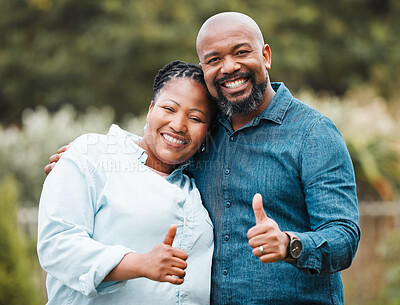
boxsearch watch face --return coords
[290,239,303,259]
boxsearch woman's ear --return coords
[146,101,155,122]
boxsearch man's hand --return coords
[247,193,290,263]
[44,143,71,175]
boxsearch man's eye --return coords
[237,50,250,55]
[207,57,219,64]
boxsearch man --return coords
[190,12,360,305]
[46,12,360,305]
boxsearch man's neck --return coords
[230,84,276,131]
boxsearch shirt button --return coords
[224,235,230,241]
[223,269,228,276]
[230,136,236,142]
[226,201,231,208]
[224,169,230,175]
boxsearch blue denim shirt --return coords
[189,83,360,305]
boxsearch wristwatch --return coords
[285,232,303,260]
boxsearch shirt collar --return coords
[217,82,293,130]
[108,124,189,180]
[108,124,148,164]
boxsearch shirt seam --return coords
[298,115,324,187]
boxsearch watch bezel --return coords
[289,237,302,259]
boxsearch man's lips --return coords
[222,78,248,89]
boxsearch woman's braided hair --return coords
[152,60,209,100]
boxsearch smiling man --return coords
[189,12,361,305]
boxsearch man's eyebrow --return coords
[202,51,220,61]
[233,42,252,50]
[202,43,253,61]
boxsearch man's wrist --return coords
[284,231,303,261]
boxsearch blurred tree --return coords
[0,176,42,305]
[0,0,399,124]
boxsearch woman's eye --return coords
[163,106,174,112]
[190,117,203,123]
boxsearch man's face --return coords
[197,22,271,116]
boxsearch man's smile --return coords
[222,78,248,89]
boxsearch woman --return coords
[37,61,216,304]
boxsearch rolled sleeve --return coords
[37,138,134,297]
[297,116,361,275]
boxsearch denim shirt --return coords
[189,83,360,305]
[38,125,214,305]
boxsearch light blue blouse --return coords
[37,125,214,305]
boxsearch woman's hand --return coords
[139,224,188,284]
[104,225,188,285]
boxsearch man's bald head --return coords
[196,12,265,56]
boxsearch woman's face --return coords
[141,78,213,173]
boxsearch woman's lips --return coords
[161,132,189,148]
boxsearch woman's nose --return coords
[169,114,188,134]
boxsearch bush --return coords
[0,176,43,305]
[0,104,145,207]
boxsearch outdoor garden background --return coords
[0,0,399,304]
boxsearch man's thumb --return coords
[163,224,177,246]
[252,193,268,224]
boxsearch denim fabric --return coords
[189,83,360,305]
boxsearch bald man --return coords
[189,12,360,304]
[45,12,360,305]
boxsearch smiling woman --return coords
[37,61,216,305]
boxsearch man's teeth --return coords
[224,79,246,89]
[163,134,185,145]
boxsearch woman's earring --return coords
[201,142,206,152]
[143,124,147,133]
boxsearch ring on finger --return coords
[259,245,266,255]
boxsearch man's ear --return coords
[262,44,272,70]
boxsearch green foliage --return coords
[1,0,399,124]
[0,105,145,206]
[375,229,400,305]
[0,176,43,305]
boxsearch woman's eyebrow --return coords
[189,108,206,116]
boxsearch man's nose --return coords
[221,56,240,74]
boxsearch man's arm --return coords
[247,116,360,276]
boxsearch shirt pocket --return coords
[203,208,214,229]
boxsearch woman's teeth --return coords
[224,79,246,88]
[163,134,185,145]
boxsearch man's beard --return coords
[212,71,267,117]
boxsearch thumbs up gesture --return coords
[247,194,290,263]
[141,224,189,284]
